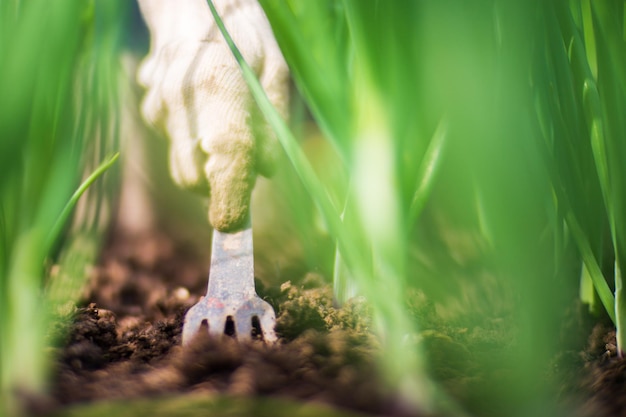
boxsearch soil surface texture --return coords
[43,230,626,417]
[47,231,404,417]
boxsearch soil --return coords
[44,230,403,417]
[39,227,626,417]
[555,318,626,417]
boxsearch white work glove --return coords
[137,0,289,231]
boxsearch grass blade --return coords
[45,152,120,255]
[408,117,448,227]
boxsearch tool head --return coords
[182,218,277,344]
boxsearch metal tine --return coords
[182,300,210,343]
[235,317,253,342]
[181,312,202,344]
[209,316,228,338]
[259,313,277,343]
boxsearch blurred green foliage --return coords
[0,1,125,415]
[212,0,626,415]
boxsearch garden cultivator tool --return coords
[182,217,277,344]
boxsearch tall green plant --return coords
[536,0,626,356]
[207,1,453,414]
[0,2,124,415]
[580,0,626,356]
[208,0,578,415]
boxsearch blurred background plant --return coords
[213,0,626,415]
[0,1,125,415]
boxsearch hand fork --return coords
[182,216,277,344]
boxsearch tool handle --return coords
[206,216,256,300]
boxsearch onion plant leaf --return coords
[566,210,616,322]
[45,152,119,255]
[408,117,448,227]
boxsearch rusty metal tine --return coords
[259,312,277,343]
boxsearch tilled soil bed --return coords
[41,229,626,417]
[45,231,402,417]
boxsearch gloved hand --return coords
[137,0,289,232]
